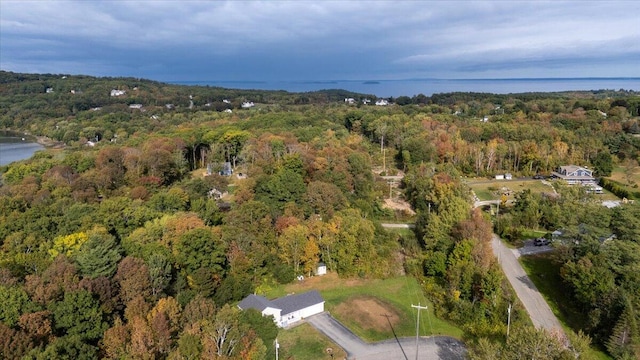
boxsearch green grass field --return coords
[469,178,620,201]
[321,277,462,341]
[468,179,555,201]
[607,165,640,199]
[269,274,463,343]
[609,165,640,187]
[277,323,347,360]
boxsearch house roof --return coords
[560,165,583,174]
[557,165,593,176]
[237,294,274,312]
[238,290,324,316]
[272,290,324,316]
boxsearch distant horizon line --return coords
[169,77,640,84]
[1,70,638,83]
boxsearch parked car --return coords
[534,238,550,246]
[533,174,545,180]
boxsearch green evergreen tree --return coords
[75,228,122,279]
[606,298,640,359]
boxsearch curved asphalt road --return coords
[307,312,466,360]
[491,234,564,333]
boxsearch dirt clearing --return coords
[333,296,402,332]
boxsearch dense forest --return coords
[1,71,639,359]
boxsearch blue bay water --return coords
[172,78,640,98]
[0,134,44,166]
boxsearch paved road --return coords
[491,234,564,333]
[381,223,415,229]
[473,200,515,208]
[518,239,554,257]
[307,312,466,360]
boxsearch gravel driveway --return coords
[306,312,466,360]
[492,234,564,333]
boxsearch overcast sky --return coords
[1,1,639,82]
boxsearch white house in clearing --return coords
[110,89,126,97]
[237,290,324,328]
[552,165,595,185]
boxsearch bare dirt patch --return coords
[382,197,416,215]
[333,296,402,332]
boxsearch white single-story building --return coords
[238,290,325,328]
[316,263,327,276]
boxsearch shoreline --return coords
[2,129,64,149]
[35,135,66,149]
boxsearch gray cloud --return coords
[1,0,638,80]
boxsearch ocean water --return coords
[172,78,640,98]
[0,134,44,166]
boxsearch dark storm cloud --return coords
[1,1,638,80]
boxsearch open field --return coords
[467,179,556,201]
[270,273,463,342]
[468,178,620,201]
[609,165,640,186]
[278,323,348,360]
[519,253,612,360]
[607,165,640,199]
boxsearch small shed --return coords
[505,173,513,180]
[316,263,327,276]
[219,162,233,176]
[495,174,505,180]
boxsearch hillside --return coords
[1,71,639,359]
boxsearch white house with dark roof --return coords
[552,165,595,184]
[237,290,324,327]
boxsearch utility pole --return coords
[275,338,279,360]
[506,303,512,338]
[382,147,386,174]
[411,303,428,360]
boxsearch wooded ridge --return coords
[1,71,639,359]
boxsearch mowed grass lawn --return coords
[269,273,463,343]
[467,179,554,201]
[609,165,640,186]
[468,178,620,201]
[607,165,640,199]
[277,323,347,360]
